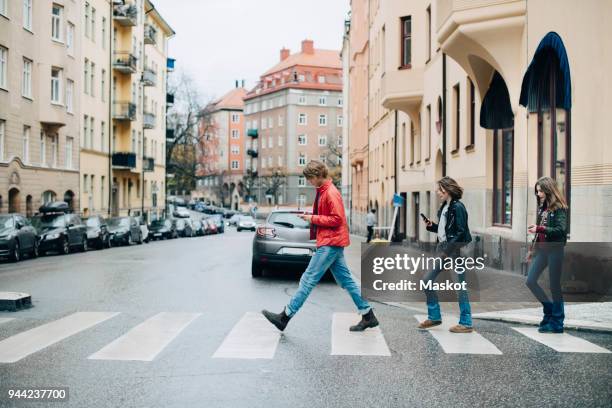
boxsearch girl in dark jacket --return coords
[419,177,473,333]
[526,176,568,333]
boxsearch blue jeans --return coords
[421,250,472,327]
[285,246,372,317]
[526,246,565,330]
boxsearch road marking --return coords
[512,327,611,353]
[331,313,391,356]
[415,315,502,355]
[0,312,119,363]
[212,312,281,359]
[89,312,201,361]
[0,318,15,325]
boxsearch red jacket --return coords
[310,179,350,247]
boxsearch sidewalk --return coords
[345,234,612,333]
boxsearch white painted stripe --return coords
[0,312,119,363]
[512,327,611,353]
[331,313,391,356]
[212,312,281,359]
[0,318,15,325]
[88,312,201,361]
[415,315,502,355]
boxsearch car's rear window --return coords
[268,212,309,229]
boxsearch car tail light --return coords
[256,226,276,238]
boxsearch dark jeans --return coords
[366,226,374,243]
[526,246,565,329]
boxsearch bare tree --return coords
[325,134,343,187]
[240,169,258,202]
[262,170,286,199]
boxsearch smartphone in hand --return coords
[420,213,430,224]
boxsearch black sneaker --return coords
[538,324,563,334]
[262,309,291,331]
[349,310,379,332]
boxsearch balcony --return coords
[247,128,258,138]
[247,149,258,158]
[113,102,137,121]
[143,156,155,172]
[113,3,137,27]
[113,52,137,73]
[381,68,424,117]
[142,67,157,86]
[144,24,157,45]
[112,152,137,169]
[143,112,156,129]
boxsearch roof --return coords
[145,0,175,37]
[262,49,341,77]
[213,88,247,110]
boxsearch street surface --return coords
[0,229,611,407]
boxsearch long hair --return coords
[535,176,568,211]
[437,176,463,200]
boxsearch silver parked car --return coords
[236,215,257,232]
[251,210,315,277]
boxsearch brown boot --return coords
[449,324,473,333]
[418,319,442,329]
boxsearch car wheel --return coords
[138,233,143,245]
[81,237,88,252]
[107,237,113,248]
[31,240,39,258]
[127,234,133,246]
[251,259,263,278]
[237,228,242,232]
[62,237,70,255]
[10,241,21,262]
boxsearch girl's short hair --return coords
[303,160,329,179]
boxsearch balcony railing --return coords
[247,149,258,158]
[112,152,137,169]
[113,101,137,121]
[113,3,137,27]
[143,156,155,172]
[247,128,258,138]
[144,24,157,45]
[143,112,156,129]
[142,67,157,86]
[113,52,137,73]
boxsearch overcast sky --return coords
[152,0,350,102]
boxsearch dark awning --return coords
[480,71,514,129]
[519,32,572,112]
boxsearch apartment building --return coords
[348,0,612,270]
[0,0,81,215]
[196,84,247,210]
[243,40,344,208]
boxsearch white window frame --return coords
[298,154,306,166]
[318,134,327,146]
[51,67,62,104]
[40,131,46,165]
[319,114,327,126]
[0,47,7,89]
[268,136,273,148]
[231,113,239,123]
[0,120,5,160]
[231,160,239,170]
[318,96,327,106]
[278,115,283,126]
[0,0,7,17]
[268,117,273,128]
[231,144,239,155]
[337,98,343,107]
[231,129,239,139]
[67,22,75,56]
[91,7,96,43]
[66,79,74,113]
[23,0,32,31]
[318,75,326,84]
[22,126,30,163]
[337,115,343,127]
[90,62,95,97]
[51,135,57,167]
[51,4,63,42]
[277,156,282,166]
[298,134,307,145]
[22,58,32,98]
[84,59,89,95]
[298,176,306,187]
[65,136,73,169]
[298,95,306,105]
[298,113,307,125]
[278,135,283,146]
[268,156,272,167]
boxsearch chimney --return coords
[280,47,290,61]
[301,39,314,54]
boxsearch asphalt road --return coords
[0,228,611,408]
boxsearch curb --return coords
[473,313,612,334]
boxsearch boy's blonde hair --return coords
[303,160,329,179]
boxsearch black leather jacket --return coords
[426,199,472,254]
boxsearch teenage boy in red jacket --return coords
[262,161,378,332]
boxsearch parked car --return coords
[173,207,191,218]
[34,203,88,255]
[194,201,207,213]
[85,216,110,249]
[0,214,39,261]
[229,213,241,226]
[251,210,314,277]
[208,214,225,233]
[175,218,194,237]
[108,217,143,246]
[237,215,257,232]
[192,219,206,236]
[149,218,177,240]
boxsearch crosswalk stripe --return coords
[415,315,502,355]
[331,313,391,356]
[512,327,611,353]
[88,312,201,361]
[0,318,15,325]
[0,312,119,363]
[212,312,280,359]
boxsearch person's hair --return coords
[371,209,376,213]
[437,176,463,200]
[535,176,568,211]
[303,160,328,179]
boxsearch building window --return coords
[337,98,343,107]
[426,104,431,160]
[538,108,571,212]
[337,115,343,127]
[231,129,239,139]
[452,83,460,152]
[278,115,283,127]
[231,160,239,170]
[268,117,273,128]
[298,134,307,145]
[90,117,94,150]
[22,126,30,162]
[493,129,514,226]
[23,0,32,30]
[22,58,32,98]
[40,132,46,165]
[51,135,57,167]
[298,153,306,166]
[298,74,305,82]
[51,5,63,42]
[90,62,95,97]
[51,68,62,103]
[91,8,96,43]
[84,3,90,38]
[400,16,412,68]
[83,59,89,95]
[318,96,327,106]
[0,120,4,160]
[298,113,307,125]
[0,0,7,17]
[319,154,326,164]
[468,78,475,148]
[318,75,325,84]
[426,6,431,62]
[277,156,282,166]
[298,95,306,104]
[231,144,239,155]
[231,113,239,123]
[410,122,415,165]
[401,123,406,168]
[66,79,74,113]
[298,176,306,187]
[66,136,73,169]
[102,17,106,49]
[101,121,105,151]
[67,23,75,56]
[267,136,273,148]
[319,114,327,126]
[318,134,327,146]
[83,115,88,147]
[101,69,106,101]
[0,47,7,89]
